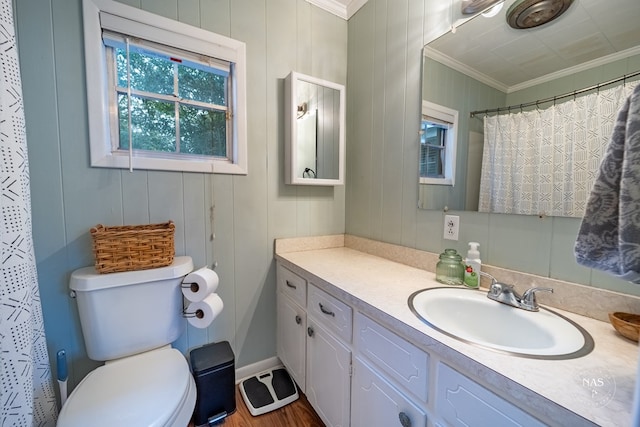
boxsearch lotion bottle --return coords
[464,242,481,288]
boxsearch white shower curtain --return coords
[0,0,58,425]
[479,81,640,217]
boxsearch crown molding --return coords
[423,46,509,93]
[424,45,640,94]
[507,45,640,93]
[306,0,368,20]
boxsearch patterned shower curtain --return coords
[0,1,58,425]
[479,81,640,217]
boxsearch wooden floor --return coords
[189,386,325,427]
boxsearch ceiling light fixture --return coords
[507,0,574,29]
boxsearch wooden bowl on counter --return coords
[609,312,640,342]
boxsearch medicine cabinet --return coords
[284,71,345,186]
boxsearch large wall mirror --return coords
[285,71,345,186]
[419,0,640,216]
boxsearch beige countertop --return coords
[276,244,639,427]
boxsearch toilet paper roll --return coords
[182,267,219,302]
[186,293,224,329]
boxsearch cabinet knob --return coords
[285,280,297,289]
[398,412,411,427]
[307,326,314,337]
[295,315,302,324]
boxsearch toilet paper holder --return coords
[180,267,224,327]
[181,282,201,294]
[181,283,207,319]
[183,307,206,319]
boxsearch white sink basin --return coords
[409,287,593,359]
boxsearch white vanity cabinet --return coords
[435,363,546,427]
[352,313,429,427]
[276,264,307,390]
[277,260,547,427]
[351,357,427,427]
[306,284,352,427]
[276,265,352,427]
[306,316,351,427]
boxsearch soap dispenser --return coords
[464,242,481,288]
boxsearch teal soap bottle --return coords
[464,242,481,288]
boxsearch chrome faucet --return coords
[480,272,553,312]
[520,287,554,311]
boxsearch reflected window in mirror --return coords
[420,101,458,186]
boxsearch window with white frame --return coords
[420,101,458,186]
[83,0,247,174]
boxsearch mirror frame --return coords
[284,71,346,186]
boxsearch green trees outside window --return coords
[113,44,229,158]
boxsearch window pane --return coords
[420,120,447,178]
[179,104,227,157]
[178,64,227,105]
[424,125,446,147]
[421,145,444,177]
[118,94,176,152]
[116,47,174,95]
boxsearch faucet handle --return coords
[521,287,553,311]
[478,271,497,287]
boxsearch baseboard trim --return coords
[235,356,282,383]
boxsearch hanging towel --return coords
[575,84,640,282]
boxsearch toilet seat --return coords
[57,347,196,427]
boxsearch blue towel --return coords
[575,84,640,282]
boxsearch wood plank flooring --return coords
[189,386,325,427]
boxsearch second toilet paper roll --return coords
[182,267,219,302]
[186,293,224,328]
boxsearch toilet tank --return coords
[70,256,194,361]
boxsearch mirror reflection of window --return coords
[419,101,458,186]
[420,120,447,178]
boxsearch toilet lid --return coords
[58,348,192,427]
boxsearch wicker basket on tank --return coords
[90,221,175,274]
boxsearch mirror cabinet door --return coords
[285,71,345,186]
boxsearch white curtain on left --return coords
[0,0,58,425]
[479,81,639,217]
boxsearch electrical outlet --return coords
[444,215,459,241]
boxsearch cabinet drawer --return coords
[355,312,429,402]
[351,357,427,427]
[277,264,307,307]
[307,284,352,343]
[436,363,545,427]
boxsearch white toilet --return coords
[57,256,197,427]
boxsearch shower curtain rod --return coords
[470,70,640,118]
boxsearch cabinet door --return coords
[436,363,546,427]
[276,291,306,392]
[306,320,351,427]
[355,313,429,403]
[351,357,427,427]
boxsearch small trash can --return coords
[189,341,236,426]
